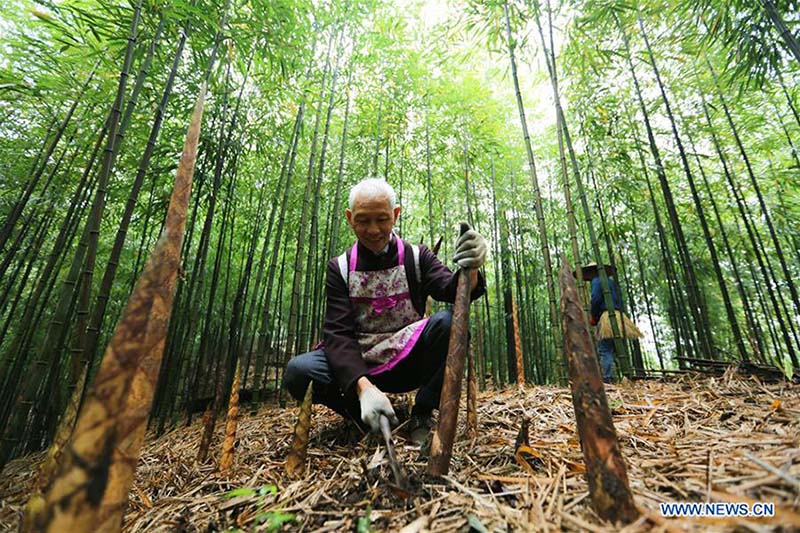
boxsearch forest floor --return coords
[1,370,799,532]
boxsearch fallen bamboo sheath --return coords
[558,256,639,524]
[428,223,472,477]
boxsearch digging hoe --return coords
[379,415,413,498]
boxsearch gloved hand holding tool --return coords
[358,384,398,433]
[453,222,487,269]
[358,382,412,497]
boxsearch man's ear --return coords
[346,208,353,227]
[393,205,402,222]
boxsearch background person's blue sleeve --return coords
[590,277,603,320]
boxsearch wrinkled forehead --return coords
[351,193,393,213]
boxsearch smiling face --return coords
[345,193,402,253]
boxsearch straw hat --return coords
[573,261,616,282]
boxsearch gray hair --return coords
[348,178,396,210]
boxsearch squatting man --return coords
[283,178,488,443]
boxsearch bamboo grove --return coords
[0,0,798,468]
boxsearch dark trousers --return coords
[282,310,453,423]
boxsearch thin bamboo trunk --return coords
[678,111,748,361]
[0,165,99,425]
[328,68,353,256]
[248,121,298,393]
[701,92,799,365]
[426,113,435,247]
[78,25,188,404]
[268,236,291,394]
[66,21,159,416]
[187,52,237,415]
[307,20,346,349]
[0,215,50,352]
[253,102,305,396]
[762,0,800,63]
[773,101,800,170]
[638,12,718,359]
[0,2,143,467]
[707,60,800,336]
[503,1,562,379]
[0,61,99,253]
[620,13,714,360]
[285,29,335,371]
[198,121,242,463]
[773,65,800,132]
[164,15,232,427]
[544,1,582,289]
[624,103,693,361]
[465,343,477,440]
[489,160,504,385]
[630,210,665,369]
[0,113,90,285]
[534,6,627,372]
[229,175,263,393]
[240,156,286,389]
[499,211,517,384]
[372,75,384,177]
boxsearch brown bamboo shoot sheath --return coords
[512,293,524,385]
[285,381,313,478]
[20,368,87,532]
[219,361,241,472]
[37,85,207,533]
[558,256,639,524]
[427,265,471,476]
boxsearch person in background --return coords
[587,262,642,383]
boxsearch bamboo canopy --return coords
[0,0,799,529]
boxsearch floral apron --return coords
[347,236,429,375]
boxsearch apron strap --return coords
[337,252,348,284]
[342,236,417,284]
[349,241,358,273]
[396,236,405,266]
[411,244,421,284]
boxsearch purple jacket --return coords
[323,235,486,392]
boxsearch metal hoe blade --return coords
[379,415,413,497]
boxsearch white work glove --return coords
[359,386,398,433]
[453,222,487,269]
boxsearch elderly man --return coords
[283,178,487,440]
